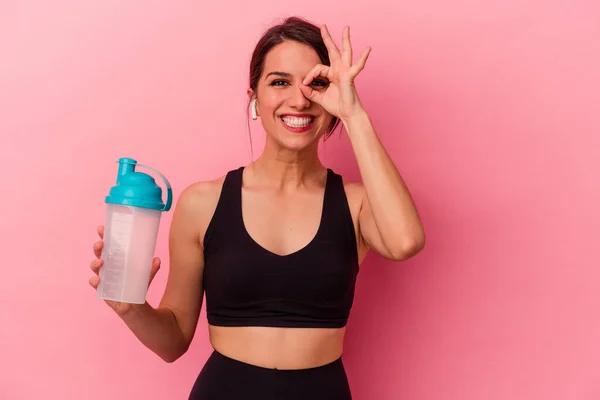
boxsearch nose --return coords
[288,85,310,110]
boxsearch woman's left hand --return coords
[300,25,371,122]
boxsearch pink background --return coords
[1,1,599,399]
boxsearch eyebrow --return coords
[265,71,292,79]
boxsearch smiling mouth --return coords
[280,115,315,128]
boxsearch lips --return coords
[280,115,315,128]
[279,114,315,133]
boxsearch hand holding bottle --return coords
[90,157,172,309]
[89,225,162,316]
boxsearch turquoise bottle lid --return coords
[105,157,173,211]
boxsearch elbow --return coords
[160,347,187,363]
[161,351,181,363]
[389,233,425,261]
[161,354,180,364]
[159,341,191,363]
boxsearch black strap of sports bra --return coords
[202,167,245,250]
[205,166,355,250]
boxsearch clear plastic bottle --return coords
[97,157,172,304]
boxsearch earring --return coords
[251,99,257,120]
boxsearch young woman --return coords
[89,16,425,400]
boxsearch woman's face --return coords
[250,41,333,152]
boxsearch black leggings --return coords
[189,350,352,399]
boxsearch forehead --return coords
[262,41,322,77]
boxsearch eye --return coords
[269,79,289,86]
[311,79,328,87]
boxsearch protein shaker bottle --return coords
[97,157,173,304]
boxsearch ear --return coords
[247,88,259,117]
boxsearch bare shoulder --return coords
[178,175,226,209]
[172,174,228,245]
[338,176,370,260]
[340,177,366,216]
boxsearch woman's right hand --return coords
[89,225,162,317]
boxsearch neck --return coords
[249,138,325,189]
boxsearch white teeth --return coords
[281,116,313,128]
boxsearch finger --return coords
[90,258,103,275]
[342,25,352,66]
[149,257,161,284]
[299,84,324,105]
[89,275,100,289]
[150,257,161,274]
[97,225,104,239]
[93,240,103,258]
[350,46,371,77]
[321,25,341,62]
[302,64,330,86]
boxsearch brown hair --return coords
[247,16,341,144]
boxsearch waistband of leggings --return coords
[210,348,344,372]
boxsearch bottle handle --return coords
[137,163,173,211]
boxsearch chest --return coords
[241,188,325,257]
[201,171,362,308]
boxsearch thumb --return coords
[148,257,161,286]
[300,84,323,105]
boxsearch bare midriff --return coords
[208,325,346,370]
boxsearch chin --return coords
[270,134,314,152]
[273,116,325,150]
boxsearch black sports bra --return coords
[202,166,359,328]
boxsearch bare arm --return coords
[115,184,207,362]
[344,111,426,261]
[299,25,424,262]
